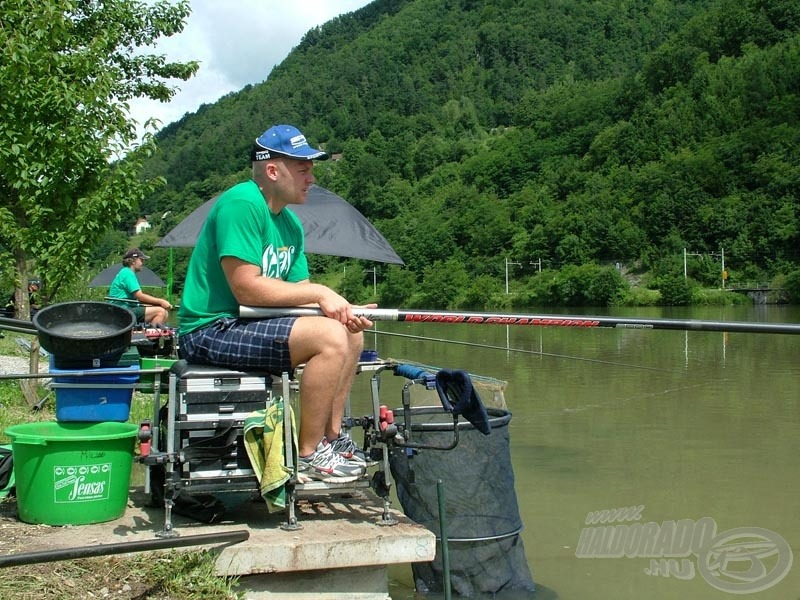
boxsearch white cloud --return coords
[128,0,372,139]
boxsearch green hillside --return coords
[128,0,800,308]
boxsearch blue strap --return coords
[394,364,437,388]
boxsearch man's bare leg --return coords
[326,330,363,439]
[289,316,359,457]
[144,306,168,324]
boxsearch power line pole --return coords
[684,248,703,279]
[370,268,377,295]
[708,248,726,289]
[504,257,521,294]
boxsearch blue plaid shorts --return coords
[178,316,297,375]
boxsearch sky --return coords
[128,0,373,141]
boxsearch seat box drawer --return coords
[178,375,272,421]
[176,426,255,480]
[178,373,271,394]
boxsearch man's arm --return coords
[221,256,355,324]
[133,289,172,310]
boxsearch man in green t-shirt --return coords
[178,125,373,482]
[107,248,172,324]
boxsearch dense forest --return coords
[100,0,800,308]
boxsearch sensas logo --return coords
[53,464,112,503]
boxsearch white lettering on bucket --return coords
[69,476,106,500]
[53,462,112,503]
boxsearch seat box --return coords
[50,362,140,422]
[161,363,276,495]
[178,372,273,423]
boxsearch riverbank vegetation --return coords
[121,0,799,310]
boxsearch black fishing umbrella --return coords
[89,264,166,288]
[156,184,404,264]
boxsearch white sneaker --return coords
[298,438,366,483]
[329,431,367,465]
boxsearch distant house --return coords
[134,217,151,235]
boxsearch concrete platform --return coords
[3,487,436,599]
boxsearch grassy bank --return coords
[0,549,239,600]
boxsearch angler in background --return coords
[107,248,172,325]
[2,278,43,320]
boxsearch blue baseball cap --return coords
[251,125,329,161]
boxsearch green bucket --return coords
[5,421,138,525]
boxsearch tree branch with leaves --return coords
[0,0,198,320]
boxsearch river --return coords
[346,304,800,600]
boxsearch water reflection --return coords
[356,305,800,600]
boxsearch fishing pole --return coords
[239,306,800,335]
[103,296,180,309]
[103,296,142,305]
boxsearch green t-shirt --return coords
[107,266,141,305]
[178,180,309,335]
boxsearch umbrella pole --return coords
[167,248,174,304]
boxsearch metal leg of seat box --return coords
[157,370,180,538]
[143,368,164,496]
[280,371,302,530]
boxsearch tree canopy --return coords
[0,0,197,317]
